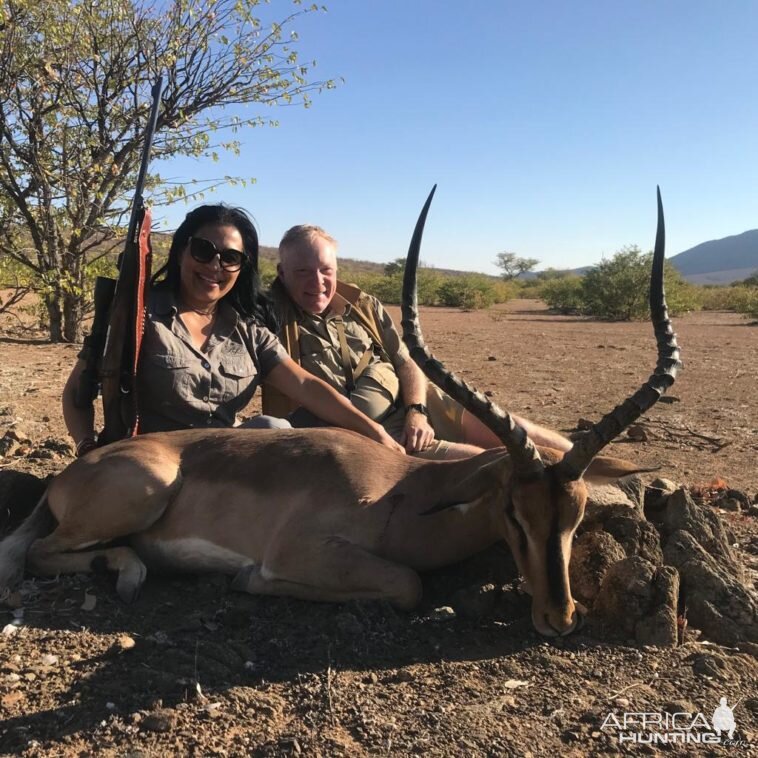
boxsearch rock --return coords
[395,669,415,683]
[450,583,499,619]
[722,489,751,508]
[736,641,758,657]
[584,484,639,521]
[656,488,743,580]
[29,449,54,460]
[429,606,456,621]
[634,566,679,647]
[644,479,680,517]
[718,497,743,513]
[197,641,244,670]
[626,424,648,441]
[570,531,626,606]
[141,709,177,733]
[616,475,647,514]
[115,635,136,651]
[41,438,73,454]
[4,429,28,443]
[0,437,19,458]
[663,530,757,645]
[204,702,223,719]
[591,557,678,646]
[650,478,679,494]
[686,652,729,680]
[601,515,663,566]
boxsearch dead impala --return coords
[0,189,680,637]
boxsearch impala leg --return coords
[28,533,146,603]
[26,451,182,602]
[232,537,423,610]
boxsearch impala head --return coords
[402,185,680,637]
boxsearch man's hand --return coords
[401,411,436,453]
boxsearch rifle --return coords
[75,77,163,446]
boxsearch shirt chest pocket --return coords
[145,352,192,401]
[219,354,258,400]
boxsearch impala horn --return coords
[555,187,682,482]
[401,185,544,478]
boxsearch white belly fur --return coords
[135,536,253,575]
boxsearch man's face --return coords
[278,235,338,315]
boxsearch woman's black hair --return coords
[152,204,275,327]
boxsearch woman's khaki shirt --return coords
[136,289,288,433]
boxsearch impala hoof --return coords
[231,563,258,593]
[116,561,147,604]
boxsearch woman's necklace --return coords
[181,301,218,318]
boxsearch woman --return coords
[62,204,404,456]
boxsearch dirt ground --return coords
[0,301,756,756]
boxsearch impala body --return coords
[0,188,679,638]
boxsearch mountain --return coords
[669,229,758,284]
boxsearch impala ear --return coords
[583,455,660,484]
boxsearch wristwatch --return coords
[405,403,429,417]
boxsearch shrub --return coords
[730,286,758,319]
[539,276,584,314]
[580,246,700,320]
[436,274,499,309]
[349,269,442,307]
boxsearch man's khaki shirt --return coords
[293,290,410,420]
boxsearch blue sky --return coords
[158,1,758,274]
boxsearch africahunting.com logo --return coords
[601,696,748,747]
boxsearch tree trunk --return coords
[63,291,83,343]
[45,292,64,343]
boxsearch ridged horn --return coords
[556,187,681,481]
[401,186,544,478]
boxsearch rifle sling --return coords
[333,316,374,395]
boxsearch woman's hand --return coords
[266,359,406,454]
[372,427,406,455]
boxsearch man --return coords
[263,224,571,458]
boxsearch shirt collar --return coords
[150,286,240,330]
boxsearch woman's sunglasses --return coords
[189,237,246,272]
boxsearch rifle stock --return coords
[73,275,116,409]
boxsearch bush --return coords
[436,274,499,309]
[694,283,758,319]
[580,246,700,320]
[347,269,512,311]
[539,276,584,314]
[729,286,758,319]
[349,269,443,307]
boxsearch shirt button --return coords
[202,361,210,370]
[206,417,213,425]
[202,395,209,403]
